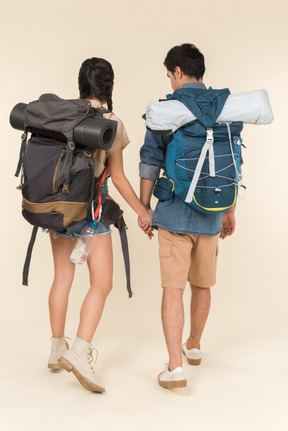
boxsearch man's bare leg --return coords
[186,284,211,350]
[161,287,184,370]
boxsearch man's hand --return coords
[138,209,154,239]
[220,208,236,240]
[138,178,156,240]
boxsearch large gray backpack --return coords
[11,94,132,297]
[13,93,117,230]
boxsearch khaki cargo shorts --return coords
[158,228,219,289]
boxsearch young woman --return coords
[47,57,153,393]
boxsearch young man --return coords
[139,44,236,388]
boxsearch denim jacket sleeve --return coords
[139,130,167,181]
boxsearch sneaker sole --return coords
[158,377,187,389]
[48,363,62,371]
[182,349,201,366]
[58,357,105,393]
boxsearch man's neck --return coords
[182,77,203,85]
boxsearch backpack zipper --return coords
[52,149,65,192]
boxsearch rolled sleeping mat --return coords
[73,116,117,150]
[9,103,117,150]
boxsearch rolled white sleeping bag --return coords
[145,89,274,134]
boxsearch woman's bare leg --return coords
[49,232,76,337]
[76,233,113,343]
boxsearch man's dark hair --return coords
[164,43,205,80]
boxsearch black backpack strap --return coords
[15,128,29,177]
[115,217,132,298]
[22,225,38,286]
[85,153,96,216]
[62,141,75,194]
[92,107,112,116]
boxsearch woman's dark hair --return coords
[164,44,205,80]
[78,57,114,111]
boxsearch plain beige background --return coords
[1,0,287,430]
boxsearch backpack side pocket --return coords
[153,175,174,201]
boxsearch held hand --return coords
[138,209,154,240]
[220,210,236,240]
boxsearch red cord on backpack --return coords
[94,164,109,220]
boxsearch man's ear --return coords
[174,66,183,80]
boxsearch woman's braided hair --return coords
[78,57,114,111]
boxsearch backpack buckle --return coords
[21,132,27,142]
[206,128,214,144]
[62,183,69,194]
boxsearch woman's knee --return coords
[51,268,74,291]
[90,278,113,297]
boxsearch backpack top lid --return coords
[24,93,94,142]
[169,87,230,129]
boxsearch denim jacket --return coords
[139,83,223,236]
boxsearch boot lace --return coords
[87,348,98,373]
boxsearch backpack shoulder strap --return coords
[92,107,114,121]
[91,107,111,115]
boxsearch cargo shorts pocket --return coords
[159,245,171,282]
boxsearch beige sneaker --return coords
[48,337,69,371]
[58,337,105,393]
[158,365,187,389]
[182,343,202,365]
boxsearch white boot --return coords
[58,337,105,393]
[48,337,69,371]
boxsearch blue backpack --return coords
[153,87,244,214]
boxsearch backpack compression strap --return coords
[15,129,29,177]
[116,217,132,298]
[22,225,38,286]
[185,128,215,203]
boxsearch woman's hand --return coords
[109,149,154,239]
[138,208,154,239]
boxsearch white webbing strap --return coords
[185,128,215,203]
[208,129,215,177]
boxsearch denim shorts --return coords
[46,178,112,240]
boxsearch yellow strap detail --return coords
[160,175,175,192]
